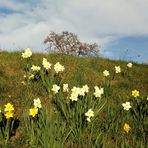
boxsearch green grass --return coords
[0,51,148,147]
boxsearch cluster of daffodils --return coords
[115,66,121,73]
[51,84,60,94]
[29,98,42,118]
[31,65,41,72]
[85,109,94,122]
[4,103,14,119]
[103,70,110,77]
[127,62,133,68]
[69,85,89,102]
[42,58,52,70]
[54,62,65,73]
[94,86,104,98]
[22,48,32,58]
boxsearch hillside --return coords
[0,51,148,147]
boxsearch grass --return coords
[0,51,148,147]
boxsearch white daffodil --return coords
[94,86,104,98]
[103,70,110,77]
[127,62,133,68]
[42,58,52,70]
[22,48,32,58]
[31,65,41,71]
[34,98,42,109]
[69,92,78,102]
[122,102,132,111]
[54,62,65,73]
[115,66,121,73]
[51,84,60,94]
[82,85,89,93]
[85,109,94,122]
[63,84,69,92]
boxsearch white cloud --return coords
[0,0,148,51]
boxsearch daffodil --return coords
[103,70,110,77]
[123,123,130,133]
[69,92,78,102]
[22,48,32,58]
[127,62,133,68]
[85,109,94,122]
[42,58,52,70]
[82,85,89,93]
[122,102,132,111]
[29,108,38,117]
[63,84,69,92]
[51,84,60,94]
[54,62,65,73]
[132,90,139,97]
[4,103,14,112]
[31,65,41,71]
[94,86,104,98]
[5,112,13,119]
[34,98,42,109]
[115,66,121,73]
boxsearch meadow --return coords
[0,49,148,147]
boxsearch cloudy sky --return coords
[0,0,148,63]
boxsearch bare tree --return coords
[44,31,100,56]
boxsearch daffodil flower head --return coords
[4,103,14,112]
[132,90,139,97]
[63,84,69,92]
[85,109,94,122]
[103,70,110,77]
[34,98,42,109]
[29,108,38,117]
[51,84,60,94]
[5,112,13,119]
[123,123,130,133]
[122,102,132,111]
[94,86,104,98]
[115,66,121,73]
[42,58,52,70]
[54,62,65,73]
[31,65,41,71]
[69,92,78,102]
[127,62,133,68]
[22,48,32,58]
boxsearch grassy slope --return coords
[0,51,148,146]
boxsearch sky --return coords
[0,0,148,63]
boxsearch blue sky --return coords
[0,0,148,63]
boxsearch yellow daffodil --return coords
[5,112,13,119]
[29,108,38,117]
[132,90,139,97]
[123,123,130,133]
[4,103,14,112]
